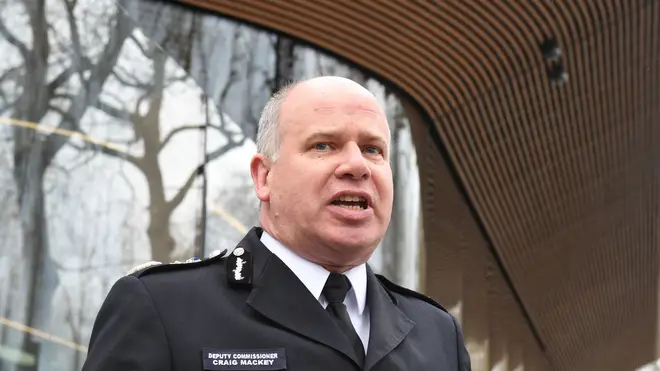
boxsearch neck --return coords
[259,215,368,274]
[321,263,359,274]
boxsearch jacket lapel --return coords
[364,267,415,371]
[241,228,361,366]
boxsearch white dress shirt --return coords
[260,231,370,353]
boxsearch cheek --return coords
[272,164,324,206]
[375,168,394,196]
[375,173,395,214]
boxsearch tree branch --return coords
[86,140,143,171]
[42,1,134,165]
[207,135,247,162]
[160,44,253,208]
[60,125,144,171]
[217,29,241,108]
[62,288,74,324]
[164,130,246,219]
[94,99,132,121]
[0,14,29,58]
[48,103,142,171]
[63,0,86,85]
[112,67,150,90]
[63,142,98,172]
[0,100,13,116]
[47,67,75,95]
[165,73,189,86]
[159,125,205,152]
[166,163,203,214]
[130,33,155,59]
[47,58,92,95]
[128,90,151,140]
[0,67,19,114]
[0,66,22,85]
[48,104,78,126]
[52,92,76,101]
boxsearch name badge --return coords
[203,348,286,370]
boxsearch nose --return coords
[334,143,371,180]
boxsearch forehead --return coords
[280,85,389,139]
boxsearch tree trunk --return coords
[142,108,173,262]
[0,283,14,370]
[13,139,58,371]
[147,190,176,263]
[349,70,367,87]
[273,36,295,91]
[6,1,133,367]
[71,325,81,371]
[382,91,405,284]
[140,51,176,263]
[11,0,58,360]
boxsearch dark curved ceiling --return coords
[177,1,660,370]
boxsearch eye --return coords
[363,146,383,156]
[313,143,331,151]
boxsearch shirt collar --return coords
[260,231,367,315]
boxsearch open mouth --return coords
[331,195,368,210]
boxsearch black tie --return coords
[322,273,365,366]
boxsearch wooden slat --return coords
[175,1,660,370]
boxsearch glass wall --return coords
[0,0,422,370]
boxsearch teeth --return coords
[337,195,365,202]
[339,204,363,210]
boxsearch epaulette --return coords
[127,249,228,278]
[126,261,162,275]
[376,274,448,313]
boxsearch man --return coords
[82,76,471,371]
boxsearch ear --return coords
[250,154,271,202]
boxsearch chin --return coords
[321,227,381,252]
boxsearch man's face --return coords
[253,78,393,267]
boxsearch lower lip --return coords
[327,204,373,221]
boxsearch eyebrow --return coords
[305,131,388,149]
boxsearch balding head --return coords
[250,75,394,272]
[256,76,388,161]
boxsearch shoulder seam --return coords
[132,253,226,278]
[375,274,448,313]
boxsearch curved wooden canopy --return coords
[176,1,660,370]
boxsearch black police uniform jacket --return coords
[82,227,471,371]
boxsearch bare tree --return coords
[234,27,272,142]
[271,35,296,91]
[133,3,268,144]
[380,88,407,284]
[88,31,249,262]
[0,263,20,347]
[61,242,97,370]
[61,238,100,371]
[0,0,133,363]
[348,69,368,87]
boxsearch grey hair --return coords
[256,77,393,161]
[256,81,300,160]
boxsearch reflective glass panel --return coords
[0,1,421,370]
